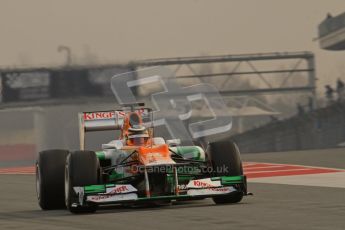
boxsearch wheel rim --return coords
[64,163,70,207]
[36,164,40,201]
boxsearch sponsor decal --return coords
[105,184,137,194]
[109,185,128,194]
[86,184,137,203]
[88,194,112,201]
[116,109,148,118]
[84,111,115,120]
[186,178,222,189]
[87,193,138,203]
[118,111,126,117]
[187,186,236,196]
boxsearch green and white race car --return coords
[36,103,249,213]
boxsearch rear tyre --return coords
[65,150,99,213]
[36,149,69,210]
[208,140,245,204]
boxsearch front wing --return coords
[71,176,247,207]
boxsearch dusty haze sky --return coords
[1,0,345,88]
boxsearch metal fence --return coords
[231,101,345,153]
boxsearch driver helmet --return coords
[126,125,149,146]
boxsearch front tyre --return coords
[208,140,245,204]
[36,149,69,210]
[65,150,99,213]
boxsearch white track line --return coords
[244,162,345,171]
[249,172,345,188]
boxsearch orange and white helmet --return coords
[126,125,150,146]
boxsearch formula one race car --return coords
[36,103,249,213]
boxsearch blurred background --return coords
[1,0,345,166]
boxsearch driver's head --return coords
[126,125,149,146]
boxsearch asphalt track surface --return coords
[1,148,344,230]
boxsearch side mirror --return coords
[153,137,166,145]
[102,140,123,149]
[166,139,181,147]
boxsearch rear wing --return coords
[78,111,125,150]
[78,108,152,150]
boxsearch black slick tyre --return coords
[36,149,69,210]
[65,150,99,213]
[208,140,244,204]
